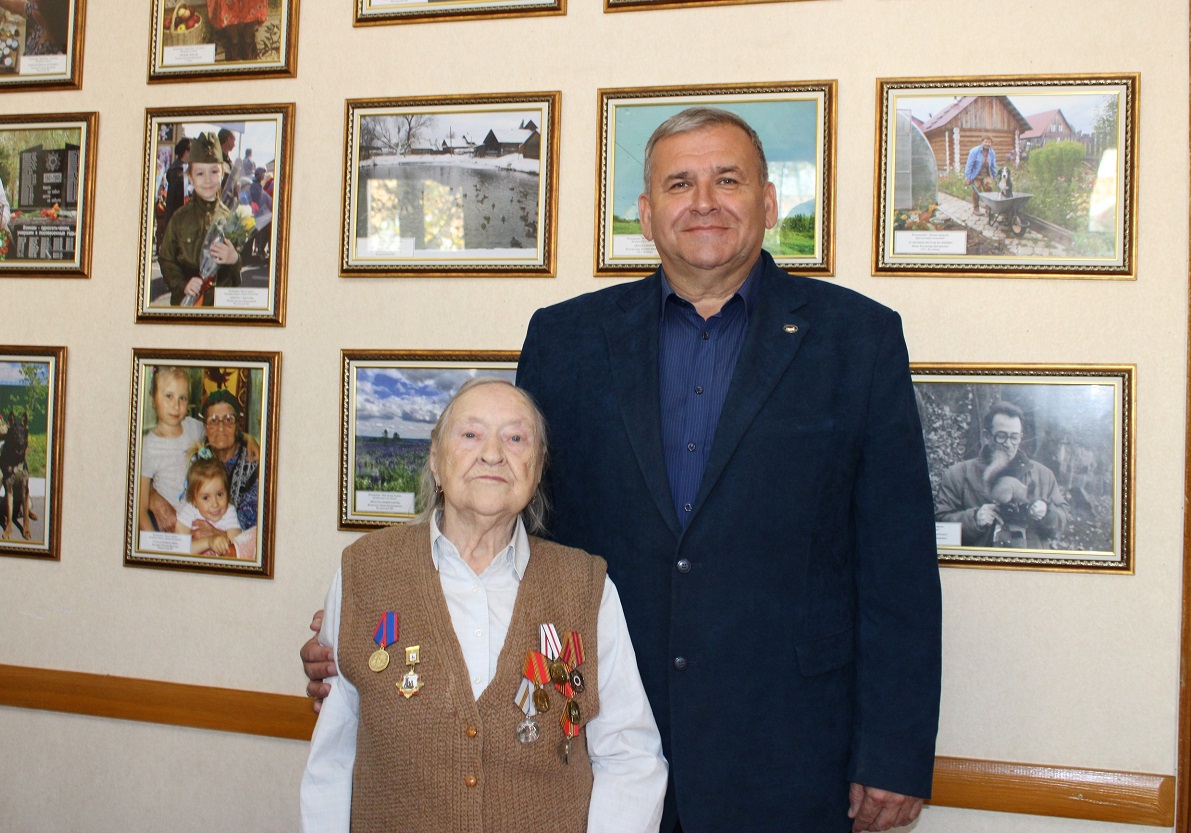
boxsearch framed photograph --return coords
[340,350,518,529]
[913,363,1134,572]
[135,105,293,324]
[596,81,835,278]
[125,349,280,578]
[874,74,1138,278]
[0,112,97,278]
[0,0,85,92]
[148,0,298,83]
[606,0,809,9]
[0,346,65,560]
[341,92,560,278]
[355,0,563,26]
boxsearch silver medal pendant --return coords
[515,715,541,744]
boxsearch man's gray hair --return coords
[415,377,550,535]
[642,106,769,193]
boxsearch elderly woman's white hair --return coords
[415,377,551,534]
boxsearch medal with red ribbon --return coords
[369,611,398,673]
[524,649,552,714]
[515,624,588,760]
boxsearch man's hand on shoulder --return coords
[848,782,924,832]
[301,609,337,713]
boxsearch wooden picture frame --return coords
[0,111,97,278]
[0,0,85,92]
[913,363,1134,572]
[874,74,1139,279]
[355,0,563,25]
[125,349,280,578]
[135,104,293,325]
[595,81,835,278]
[148,0,298,83]
[341,92,560,278]
[340,350,518,529]
[0,345,65,560]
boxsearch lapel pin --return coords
[783,324,799,334]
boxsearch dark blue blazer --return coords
[517,253,942,832]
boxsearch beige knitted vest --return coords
[340,522,604,833]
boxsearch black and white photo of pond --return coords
[345,99,557,274]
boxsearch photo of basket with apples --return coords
[165,3,210,47]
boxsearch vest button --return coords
[465,775,478,788]
[676,558,691,573]
[673,657,687,670]
[466,725,478,738]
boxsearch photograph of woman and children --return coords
[138,108,290,323]
[0,0,79,89]
[0,349,63,559]
[151,0,295,80]
[126,355,277,576]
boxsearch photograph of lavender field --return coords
[341,353,517,528]
[342,94,558,276]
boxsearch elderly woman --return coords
[300,378,666,833]
[187,390,258,556]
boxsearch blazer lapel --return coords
[692,264,809,517]
[604,275,682,538]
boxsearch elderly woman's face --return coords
[204,402,239,452]
[431,384,540,525]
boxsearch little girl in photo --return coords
[175,458,242,557]
[138,367,205,532]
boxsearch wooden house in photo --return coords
[920,95,1031,173]
[1021,109,1080,151]
[479,128,540,159]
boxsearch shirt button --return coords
[674,657,688,670]
[471,585,479,593]
[677,558,691,573]
[466,725,478,738]
[473,675,483,685]
[474,629,483,637]
[694,386,703,394]
[466,775,478,788]
[701,331,710,340]
[683,503,692,512]
[687,442,696,452]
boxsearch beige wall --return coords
[0,0,1186,830]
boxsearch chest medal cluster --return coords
[369,611,423,698]
[513,623,587,763]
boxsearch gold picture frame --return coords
[340,350,519,529]
[135,104,293,325]
[341,92,560,278]
[355,0,563,25]
[595,81,835,278]
[913,363,1135,572]
[124,349,280,578]
[0,345,66,560]
[0,0,85,92]
[148,0,298,83]
[874,74,1139,279]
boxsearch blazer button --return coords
[465,775,478,788]
[673,657,687,670]
[466,725,478,738]
[676,558,691,573]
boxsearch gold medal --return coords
[566,699,581,724]
[532,686,551,713]
[549,660,569,686]
[561,736,571,765]
[368,648,390,673]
